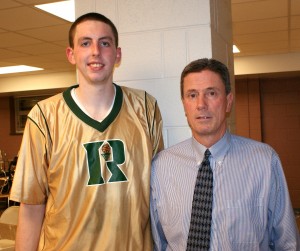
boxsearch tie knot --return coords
[201,149,211,166]
[204,149,211,160]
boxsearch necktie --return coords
[186,149,213,251]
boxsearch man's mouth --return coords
[197,116,211,120]
[89,63,104,68]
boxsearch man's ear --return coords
[226,92,234,113]
[66,47,76,65]
[115,47,122,66]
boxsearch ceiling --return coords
[232,0,300,57]
[0,0,74,79]
[0,0,299,79]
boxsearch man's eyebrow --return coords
[77,36,92,42]
[77,36,113,41]
[99,36,113,41]
[185,89,198,92]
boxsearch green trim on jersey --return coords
[63,84,123,132]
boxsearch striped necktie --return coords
[186,149,213,251]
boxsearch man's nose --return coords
[196,95,207,110]
[92,43,101,56]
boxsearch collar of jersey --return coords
[63,83,123,132]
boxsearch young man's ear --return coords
[66,47,76,65]
[115,47,122,66]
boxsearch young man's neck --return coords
[75,82,116,121]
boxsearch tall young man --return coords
[11,12,163,251]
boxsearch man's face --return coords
[182,70,233,147]
[66,20,121,85]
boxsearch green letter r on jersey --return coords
[84,140,127,185]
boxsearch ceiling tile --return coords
[232,0,288,22]
[36,61,72,69]
[5,55,60,65]
[0,33,41,48]
[0,61,16,67]
[0,6,66,31]
[291,29,300,40]
[14,0,61,5]
[231,0,259,3]
[54,40,70,47]
[9,43,65,55]
[291,0,300,15]
[0,49,29,59]
[18,24,71,42]
[290,39,300,50]
[291,16,300,29]
[233,17,288,35]
[46,52,70,61]
[0,0,21,9]
[234,30,288,44]
[236,40,289,56]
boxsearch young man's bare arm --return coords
[15,203,45,251]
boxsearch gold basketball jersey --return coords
[10,84,164,251]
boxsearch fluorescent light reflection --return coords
[233,45,240,53]
[0,65,44,75]
[35,0,75,22]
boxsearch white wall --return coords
[75,0,233,147]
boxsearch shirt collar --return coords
[192,131,231,166]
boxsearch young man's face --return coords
[182,69,233,147]
[66,20,121,85]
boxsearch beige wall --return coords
[234,52,300,75]
[75,0,234,147]
[0,71,76,95]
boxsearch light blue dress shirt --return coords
[150,131,300,250]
